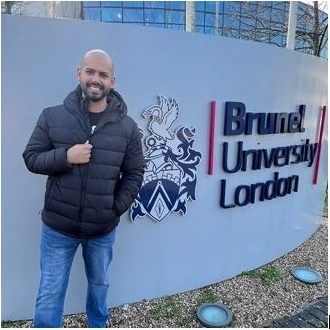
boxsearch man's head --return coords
[77,50,115,103]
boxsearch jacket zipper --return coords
[78,104,94,227]
[78,111,109,228]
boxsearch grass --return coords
[196,288,219,305]
[149,296,195,327]
[1,320,28,328]
[240,266,282,286]
[150,296,181,319]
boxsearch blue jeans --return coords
[34,224,116,328]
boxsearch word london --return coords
[219,102,318,208]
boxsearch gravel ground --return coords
[3,217,327,328]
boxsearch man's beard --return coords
[82,83,109,102]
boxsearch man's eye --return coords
[101,74,108,78]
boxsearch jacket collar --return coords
[64,85,127,124]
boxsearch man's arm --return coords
[114,122,146,217]
[22,109,73,175]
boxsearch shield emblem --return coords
[139,166,181,222]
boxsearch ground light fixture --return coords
[291,267,323,284]
[196,303,233,328]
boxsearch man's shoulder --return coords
[42,104,65,115]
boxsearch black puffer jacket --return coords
[23,86,145,238]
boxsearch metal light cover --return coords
[196,303,233,328]
[291,267,323,284]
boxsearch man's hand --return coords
[67,140,93,164]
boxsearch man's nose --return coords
[91,73,100,84]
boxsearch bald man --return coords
[23,50,145,327]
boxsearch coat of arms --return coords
[130,95,202,223]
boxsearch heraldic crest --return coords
[130,95,202,223]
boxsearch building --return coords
[2,1,328,59]
[83,1,328,59]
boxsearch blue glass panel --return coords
[84,8,101,20]
[144,1,165,8]
[297,1,309,14]
[258,6,271,20]
[205,1,215,12]
[165,10,185,24]
[205,26,216,34]
[223,14,239,28]
[85,1,101,7]
[166,24,185,30]
[241,2,254,15]
[145,9,164,23]
[205,13,215,26]
[224,1,242,14]
[123,8,143,22]
[101,8,122,21]
[320,43,328,59]
[124,1,143,8]
[195,1,205,12]
[195,25,205,33]
[165,1,185,10]
[240,16,254,29]
[272,2,287,11]
[271,21,285,32]
[145,22,165,28]
[101,1,121,7]
[270,34,285,46]
[196,12,205,25]
[271,8,285,22]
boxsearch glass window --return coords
[226,1,241,13]
[84,8,101,20]
[165,1,186,10]
[271,8,285,22]
[223,14,240,28]
[101,1,121,7]
[257,6,271,21]
[272,2,287,11]
[101,8,122,22]
[241,2,255,15]
[165,1,185,10]
[195,25,205,33]
[240,15,254,29]
[195,2,205,12]
[145,22,165,28]
[269,34,285,46]
[165,10,185,24]
[124,1,143,8]
[205,26,216,34]
[205,1,216,12]
[144,1,164,8]
[270,21,285,32]
[85,1,101,7]
[195,12,205,25]
[205,13,215,26]
[145,9,164,23]
[123,9,143,22]
[320,42,327,59]
[167,24,185,30]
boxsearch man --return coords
[23,50,145,328]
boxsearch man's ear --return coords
[111,76,116,87]
[77,68,81,81]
